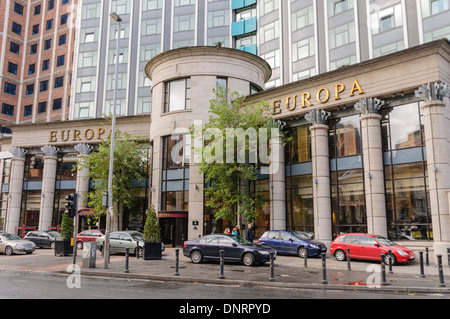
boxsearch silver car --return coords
[0,233,36,255]
[96,231,164,257]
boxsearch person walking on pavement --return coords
[246,224,254,243]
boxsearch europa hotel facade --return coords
[0,0,450,260]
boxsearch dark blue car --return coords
[258,230,327,258]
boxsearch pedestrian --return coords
[232,227,238,236]
[224,228,230,234]
[236,224,241,236]
[246,224,254,243]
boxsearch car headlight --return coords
[397,250,408,256]
[258,250,270,255]
[309,244,319,249]
[15,244,24,249]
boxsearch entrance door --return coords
[159,216,188,247]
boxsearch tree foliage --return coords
[143,204,161,243]
[191,89,279,224]
[77,127,148,219]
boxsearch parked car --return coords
[76,229,104,249]
[183,234,275,266]
[24,231,61,249]
[330,233,415,265]
[96,231,164,257]
[258,230,327,258]
[0,233,36,255]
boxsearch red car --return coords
[76,230,104,249]
[330,233,415,265]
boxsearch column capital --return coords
[354,97,385,114]
[415,82,450,102]
[75,143,93,155]
[305,109,330,125]
[41,145,59,157]
[10,147,27,159]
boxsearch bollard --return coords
[447,248,450,267]
[269,251,275,282]
[380,254,387,286]
[304,249,308,268]
[388,250,393,274]
[419,251,425,278]
[125,248,130,273]
[175,248,180,276]
[219,249,225,279]
[425,247,429,266]
[136,240,140,259]
[437,255,446,288]
[347,248,351,271]
[321,253,328,284]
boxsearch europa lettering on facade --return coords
[49,127,106,143]
[272,79,364,115]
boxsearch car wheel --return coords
[242,253,255,266]
[50,242,55,250]
[5,246,13,256]
[297,247,308,258]
[385,253,397,266]
[135,246,144,258]
[76,241,83,250]
[190,250,203,264]
[334,249,346,262]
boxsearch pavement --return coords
[1,246,450,296]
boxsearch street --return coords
[0,268,447,300]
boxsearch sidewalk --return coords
[77,248,450,295]
[1,247,449,295]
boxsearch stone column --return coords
[355,98,387,236]
[5,148,27,233]
[74,143,93,209]
[38,145,59,231]
[415,82,450,262]
[306,110,332,248]
[188,165,204,240]
[270,129,286,230]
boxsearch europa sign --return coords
[272,79,364,115]
[49,127,107,143]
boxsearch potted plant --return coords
[55,213,73,256]
[143,205,162,260]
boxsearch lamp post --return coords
[104,12,122,269]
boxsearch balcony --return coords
[231,17,257,37]
[231,0,257,10]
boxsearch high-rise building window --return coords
[164,78,191,113]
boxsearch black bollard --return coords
[388,250,393,274]
[419,251,425,278]
[447,248,450,267]
[175,248,180,276]
[125,248,130,273]
[380,254,387,286]
[321,253,328,284]
[304,249,308,268]
[219,249,225,279]
[269,251,275,282]
[347,248,351,271]
[136,241,140,259]
[425,247,429,266]
[437,255,446,288]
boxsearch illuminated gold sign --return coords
[272,79,364,115]
[49,127,107,143]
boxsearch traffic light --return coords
[65,193,78,217]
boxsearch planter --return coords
[144,242,162,260]
[55,239,73,256]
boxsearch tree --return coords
[190,89,283,225]
[143,204,161,243]
[77,126,148,222]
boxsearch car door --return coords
[358,235,381,261]
[341,235,361,258]
[202,235,220,259]
[279,232,297,254]
[109,233,121,252]
[0,235,6,253]
[219,236,241,261]
[264,231,282,252]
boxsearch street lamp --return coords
[104,12,122,269]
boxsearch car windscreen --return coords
[291,231,312,241]
[130,232,143,241]
[229,235,252,245]
[2,234,21,241]
[373,236,396,246]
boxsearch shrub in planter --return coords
[55,213,73,256]
[143,205,162,260]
